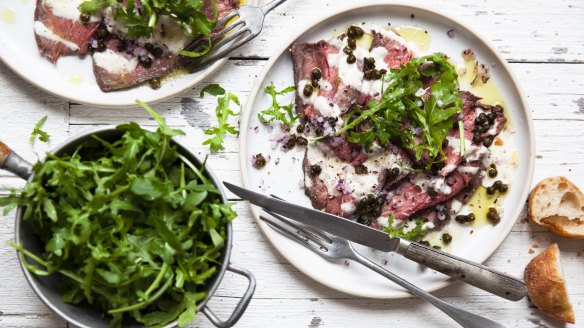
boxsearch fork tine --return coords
[264,209,333,245]
[213,11,239,30]
[210,19,245,43]
[259,215,329,254]
[187,31,253,72]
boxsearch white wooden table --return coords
[1,1,583,327]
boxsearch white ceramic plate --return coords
[240,3,534,298]
[0,1,258,107]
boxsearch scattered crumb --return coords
[470,230,474,234]
[507,259,511,263]
[528,248,535,254]
[447,29,455,38]
[532,243,540,249]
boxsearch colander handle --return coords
[201,263,256,328]
[0,141,32,180]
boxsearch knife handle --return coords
[400,241,527,301]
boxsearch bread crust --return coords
[528,176,584,238]
[524,243,575,324]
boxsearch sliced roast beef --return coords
[370,31,414,69]
[34,0,99,63]
[303,142,411,217]
[380,159,484,221]
[440,91,507,176]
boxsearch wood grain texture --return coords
[1,0,583,327]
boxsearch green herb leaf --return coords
[203,92,240,152]
[384,215,430,241]
[30,116,50,143]
[257,82,297,127]
[200,83,226,98]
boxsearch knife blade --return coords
[224,181,528,301]
[224,181,402,252]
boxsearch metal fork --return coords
[183,0,288,71]
[259,210,507,328]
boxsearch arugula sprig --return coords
[258,83,297,127]
[0,100,236,327]
[200,84,240,152]
[339,53,462,168]
[79,0,218,40]
[30,115,50,143]
[384,215,430,241]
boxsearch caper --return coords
[483,136,494,147]
[364,57,375,69]
[387,167,400,181]
[419,240,431,247]
[152,47,163,58]
[296,136,308,146]
[468,213,475,221]
[149,77,161,90]
[145,43,154,52]
[96,26,109,40]
[310,164,322,176]
[442,233,453,244]
[493,180,503,190]
[117,40,127,52]
[487,112,497,124]
[487,207,501,225]
[343,46,353,55]
[346,53,357,64]
[347,37,356,49]
[347,25,364,38]
[355,164,368,175]
[253,153,267,169]
[364,69,378,80]
[472,132,482,145]
[96,42,107,52]
[80,12,91,23]
[311,68,322,80]
[141,57,153,68]
[455,214,474,223]
[499,184,509,193]
[486,186,496,195]
[488,164,498,178]
[475,125,485,133]
[442,138,449,148]
[303,84,314,97]
[378,69,388,76]
[296,124,305,134]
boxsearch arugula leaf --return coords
[257,83,297,127]
[30,116,50,143]
[339,53,462,168]
[384,215,430,241]
[203,92,240,153]
[0,101,237,327]
[200,84,226,98]
[79,0,217,40]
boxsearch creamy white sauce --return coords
[298,80,317,105]
[43,0,100,22]
[481,130,517,188]
[306,143,401,198]
[142,15,190,54]
[313,96,340,118]
[34,21,79,50]
[93,49,139,74]
[341,202,356,214]
[412,173,452,195]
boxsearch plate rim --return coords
[239,2,535,298]
[0,0,259,108]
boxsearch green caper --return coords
[96,26,109,40]
[442,233,453,244]
[311,78,319,87]
[346,53,357,64]
[141,57,153,68]
[493,180,503,190]
[483,136,494,147]
[472,132,482,145]
[296,124,305,134]
[96,42,107,52]
[152,47,163,58]
[487,112,497,124]
[303,84,313,97]
[310,164,322,176]
[499,184,509,193]
[355,164,368,175]
[311,68,322,80]
[364,57,376,69]
[488,164,498,178]
[149,77,161,90]
[347,25,364,38]
[80,12,91,23]
[486,185,496,195]
[343,46,353,55]
[296,136,308,146]
[347,37,357,49]
[253,153,267,169]
[487,207,501,225]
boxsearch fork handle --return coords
[350,251,506,328]
[261,0,288,14]
[400,242,527,301]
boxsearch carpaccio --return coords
[291,24,507,234]
[33,0,239,92]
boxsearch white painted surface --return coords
[0,0,583,327]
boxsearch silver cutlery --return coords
[184,0,288,71]
[223,182,527,301]
[260,211,506,328]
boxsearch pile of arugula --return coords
[200,84,241,153]
[338,53,463,168]
[80,0,217,50]
[0,101,236,327]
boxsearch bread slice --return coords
[524,243,575,323]
[528,176,584,238]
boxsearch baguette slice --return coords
[528,176,584,238]
[524,243,575,324]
